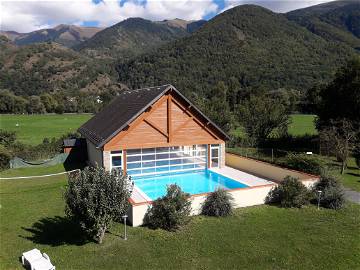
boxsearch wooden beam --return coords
[144,119,168,138]
[168,95,172,143]
[123,149,127,174]
[207,144,211,168]
[171,97,219,140]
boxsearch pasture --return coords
[0,114,92,145]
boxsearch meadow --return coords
[0,114,92,145]
[0,171,359,270]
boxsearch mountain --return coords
[1,25,103,48]
[286,0,360,49]
[0,42,119,96]
[117,5,355,98]
[75,17,205,60]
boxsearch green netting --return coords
[10,153,69,168]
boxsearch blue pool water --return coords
[132,170,248,200]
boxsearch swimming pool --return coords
[132,170,248,200]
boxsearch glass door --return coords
[210,144,220,168]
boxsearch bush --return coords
[278,153,325,175]
[145,184,191,231]
[266,176,312,208]
[313,175,345,210]
[0,146,11,170]
[201,188,234,217]
[64,166,132,243]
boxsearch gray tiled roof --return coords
[78,84,229,147]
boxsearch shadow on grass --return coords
[21,216,92,246]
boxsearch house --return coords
[79,84,228,175]
[79,84,319,226]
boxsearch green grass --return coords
[0,114,92,145]
[332,158,360,192]
[1,170,359,269]
[288,114,317,136]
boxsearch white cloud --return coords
[222,0,332,14]
[0,0,218,32]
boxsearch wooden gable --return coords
[104,92,224,150]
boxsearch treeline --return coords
[0,88,123,114]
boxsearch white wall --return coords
[86,140,103,167]
[129,185,275,227]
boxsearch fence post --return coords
[271,148,274,163]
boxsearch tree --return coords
[320,119,359,174]
[27,96,45,114]
[204,81,234,133]
[236,94,290,145]
[0,129,16,146]
[40,93,58,113]
[64,166,132,243]
[316,57,360,129]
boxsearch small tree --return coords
[201,188,234,217]
[144,184,191,231]
[266,176,311,208]
[64,166,132,244]
[320,119,359,174]
[236,94,290,145]
[313,174,345,210]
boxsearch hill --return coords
[75,17,204,60]
[0,41,119,96]
[286,0,360,49]
[117,5,355,98]
[1,25,103,48]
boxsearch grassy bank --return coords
[288,114,317,136]
[0,172,359,269]
[0,114,92,145]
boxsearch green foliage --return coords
[316,57,360,128]
[118,5,354,97]
[314,174,345,210]
[145,184,191,231]
[201,188,234,217]
[65,166,132,243]
[286,1,360,49]
[278,153,325,175]
[266,176,312,208]
[0,129,16,146]
[236,94,290,145]
[0,146,11,170]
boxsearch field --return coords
[0,114,92,145]
[0,171,359,270]
[288,114,317,136]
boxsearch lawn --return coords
[0,114,92,145]
[288,114,317,136]
[0,170,359,270]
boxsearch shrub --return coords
[201,188,234,217]
[145,184,191,231]
[0,129,16,147]
[0,146,11,170]
[266,176,312,208]
[64,166,132,243]
[313,175,345,210]
[278,153,325,175]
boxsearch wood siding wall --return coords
[104,93,224,151]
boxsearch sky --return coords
[1,0,333,33]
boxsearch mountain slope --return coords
[117,5,355,98]
[0,42,118,96]
[75,17,204,60]
[5,25,103,47]
[286,0,360,49]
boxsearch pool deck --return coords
[210,166,274,187]
[129,166,275,205]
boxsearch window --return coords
[126,145,206,176]
[210,144,220,168]
[110,150,122,171]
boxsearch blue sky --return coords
[1,0,332,32]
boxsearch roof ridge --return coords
[123,84,171,93]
